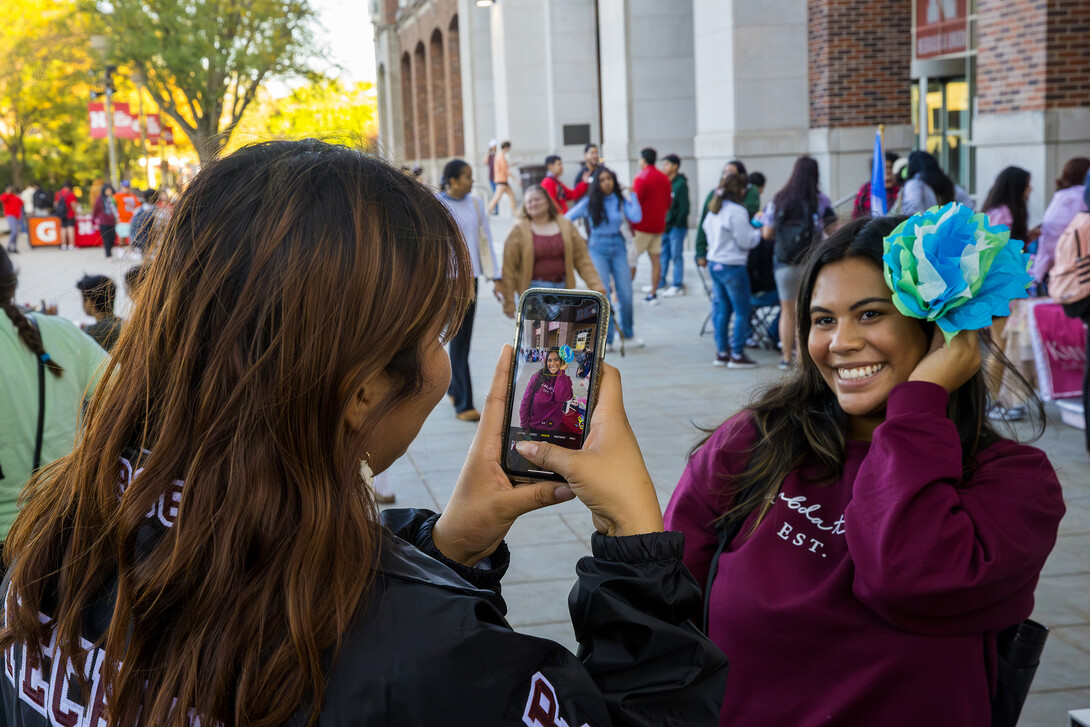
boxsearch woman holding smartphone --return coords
[0,141,726,726]
[519,347,573,431]
[665,215,1064,726]
[566,167,643,351]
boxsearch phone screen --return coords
[503,291,606,480]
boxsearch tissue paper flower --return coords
[883,202,1033,343]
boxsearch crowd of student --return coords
[0,180,166,256]
[0,138,1081,726]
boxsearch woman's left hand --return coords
[908,328,981,393]
[492,280,504,301]
[433,345,576,566]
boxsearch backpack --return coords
[747,237,777,294]
[1049,212,1090,320]
[774,202,815,264]
[33,189,51,213]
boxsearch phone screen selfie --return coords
[503,290,608,480]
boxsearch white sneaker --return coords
[605,343,615,353]
[661,286,684,297]
[640,284,654,293]
[631,337,646,349]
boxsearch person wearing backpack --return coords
[53,181,78,250]
[760,156,837,369]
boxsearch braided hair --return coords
[0,249,63,376]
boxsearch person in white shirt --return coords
[437,159,503,422]
[702,173,761,369]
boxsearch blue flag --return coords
[870,129,887,216]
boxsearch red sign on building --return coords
[915,0,968,59]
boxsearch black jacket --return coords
[2,508,728,726]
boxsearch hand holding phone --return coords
[515,363,663,537]
[433,345,577,566]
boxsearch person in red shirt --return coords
[53,181,78,250]
[631,148,673,302]
[540,156,588,215]
[1,186,24,253]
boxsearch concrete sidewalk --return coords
[9,219,1089,725]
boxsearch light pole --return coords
[90,35,119,188]
[131,70,153,188]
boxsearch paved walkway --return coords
[8,218,1089,724]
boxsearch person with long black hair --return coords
[566,166,644,351]
[759,156,838,369]
[665,215,1064,726]
[982,166,1037,250]
[437,158,502,422]
[899,150,974,215]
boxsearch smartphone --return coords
[501,289,610,482]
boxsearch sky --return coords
[310,0,377,84]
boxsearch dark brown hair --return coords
[707,173,748,214]
[698,216,1041,529]
[1056,157,1090,191]
[1,140,473,726]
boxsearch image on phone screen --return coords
[504,292,604,478]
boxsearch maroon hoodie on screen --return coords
[664,381,1065,727]
[519,369,573,430]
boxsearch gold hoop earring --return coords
[358,450,375,487]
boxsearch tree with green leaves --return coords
[228,78,378,154]
[0,1,95,188]
[94,0,319,163]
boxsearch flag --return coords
[870,128,887,216]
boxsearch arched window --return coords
[448,15,464,156]
[413,42,430,159]
[400,52,415,158]
[429,29,448,159]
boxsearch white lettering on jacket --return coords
[523,672,591,727]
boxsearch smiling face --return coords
[524,188,551,221]
[545,351,562,374]
[597,170,614,196]
[807,256,929,439]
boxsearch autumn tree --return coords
[93,0,319,163]
[228,78,378,153]
[0,1,95,187]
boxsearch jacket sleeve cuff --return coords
[414,513,512,590]
[590,530,685,565]
[886,381,949,419]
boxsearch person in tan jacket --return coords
[500,186,605,318]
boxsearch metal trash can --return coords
[519,164,548,193]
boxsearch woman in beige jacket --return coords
[500,185,605,318]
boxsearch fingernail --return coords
[515,441,538,458]
[553,485,575,502]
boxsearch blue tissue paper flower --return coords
[882,202,1033,343]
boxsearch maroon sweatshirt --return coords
[519,371,573,430]
[664,381,1065,727]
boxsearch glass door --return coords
[911,76,971,191]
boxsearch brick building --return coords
[372,0,1090,221]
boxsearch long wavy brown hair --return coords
[1,140,473,726]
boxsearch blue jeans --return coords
[529,280,566,289]
[587,234,634,344]
[5,215,18,250]
[708,262,751,356]
[658,226,687,288]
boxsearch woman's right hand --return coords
[515,364,663,537]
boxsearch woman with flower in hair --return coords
[666,208,1065,726]
[1,141,727,726]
